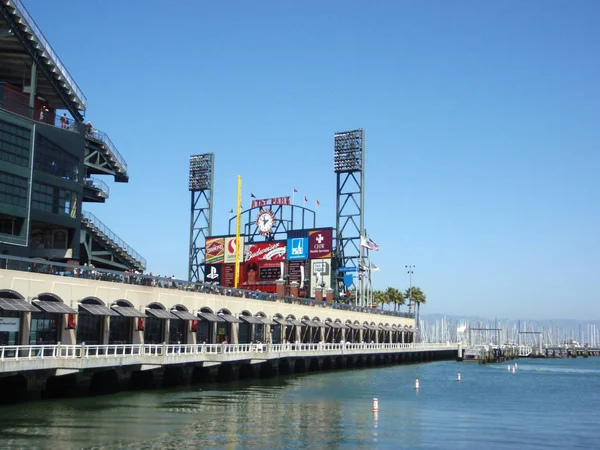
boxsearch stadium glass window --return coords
[31,182,77,218]
[29,310,60,344]
[0,120,31,168]
[0,310,20,345]
[169,319,186,344]
[34,135,79,181]
[144,316,165,344]
[76,312,103,345]
[109,315,132,345]
[196,322,211,344]
[0,171,27,208]
[0,214,25,237]
[238,321,251,344]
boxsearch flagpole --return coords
[292,189,295,205]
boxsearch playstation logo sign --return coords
[205,265,220,281]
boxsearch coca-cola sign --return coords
[205,237,224,264]
[244,241,287,262]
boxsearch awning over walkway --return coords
[197,312,225,322]
[257,317,276,326]
[273,317,290,326]
[33,301,77,314]
[79,304,119,317]
[111,306,147,318]
[326,321,344,329]
[302,319,321,328]
[219,314,242,323]
[363,324,378,331]
[0,297,39,312]
[287,318,304,326]
[170,310,197,321]
[146,309,177,320]
[239,315,263,325]
[346,322,364,330]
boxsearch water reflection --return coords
[0,360,598,448]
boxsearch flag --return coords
[228,209,233,214]
[304,196,307,202]
[371,263,380,272]
[360,235,380,251]
[294,188,298,193]
[250,193,256,198]
[316,200,320,206]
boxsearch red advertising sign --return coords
[244,241,287,262]
[251,196,290,209]
[308,229,333,259]
[205,237,224,264]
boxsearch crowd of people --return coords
[4,257,410,317]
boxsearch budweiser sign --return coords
[205,237,224,264]
[244,241,287,262]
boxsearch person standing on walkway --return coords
[60,113,68,129]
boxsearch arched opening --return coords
[76,297,110,346]
[31,293,76,345]
[0,289,24,299]
[169,304,196,345]
[216,309,241,344]
[196,307,221,345]
[0,290,36,346]
[108,299,145,345]
[144,302,172,344]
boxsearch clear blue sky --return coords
[25,1,600,320]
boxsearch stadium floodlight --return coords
[189,154,213,191]
[334,129,364,173]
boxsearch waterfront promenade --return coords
[0,341,457,400]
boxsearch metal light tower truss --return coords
[334,129,365,302]
[188,153,214,282]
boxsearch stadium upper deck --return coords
[0,0,143,271]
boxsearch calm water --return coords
[0,357,598,449]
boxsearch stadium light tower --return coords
[334,129,365,304]
[188,153,214,282]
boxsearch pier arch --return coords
[169,304,195,345]
[144,302,169,344]
[77,297,110,345]
[31,293,75,345]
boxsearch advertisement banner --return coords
[308,229,333,259]
[287,237,308,260]
[204,264,222,283]
[205,237,225,264]
[223,264,235,287]
[244,241,286,262]
[241,260,284,287]
[310,259,331,297]
[0,317,20,333]
[224,236,245,264]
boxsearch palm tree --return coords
[372,289,386,309]
[404,286,426,339]
[385,287,405,312]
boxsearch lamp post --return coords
[405,265,415,315]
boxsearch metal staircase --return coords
[85,128,129,182]
[81,211,146,272]
[0,0,87,119]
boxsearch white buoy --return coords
[457,373,461,382]
[415,379,420,390]
[373,397,379,412]
[512,366,516,374]
[507,365,511,372]
[514,362,518,369]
